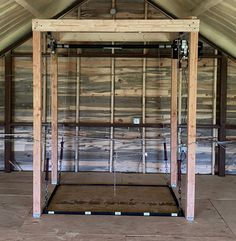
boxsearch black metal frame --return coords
[43,183,184,217]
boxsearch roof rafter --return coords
[190,0,223,16]
[147,0,236,59]
[14,0,42,18]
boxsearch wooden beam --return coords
[186,31,198,221]
[15,0,42,17]
[109,0,116,173]
[212,50,218,175]
[59,32,178,42]
[75,55,81,172]
[4,52,13,173]
[142,1,148,174]
[217,53,227,176]
[75,7,81,173]
[33,31,42,218]
[42,34,48,174]
[170,59,178,186]
[51,53,58,184]
[190,0,223,16]
[32,19,200,32]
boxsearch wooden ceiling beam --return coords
[59,32,178,42]
[32,19,200,32]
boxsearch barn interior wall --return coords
[0,0,235,174]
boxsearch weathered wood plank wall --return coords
[226,59,236,173]
[0,57,4,122]
[0,58,4,170]
[0,0,235,174]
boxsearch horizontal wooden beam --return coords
[0,122,221,129]
[59,32,178,42]
[32,19,200,32]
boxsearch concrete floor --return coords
[0,172,236,241]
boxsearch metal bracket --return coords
[48,33,57,54]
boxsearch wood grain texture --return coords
[33,31,42,217]
[32,19,200,32]
[1,0,234,175]
[186,31,198,221]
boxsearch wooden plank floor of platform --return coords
[45,183,183,216]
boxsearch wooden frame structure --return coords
[32,19,199,221]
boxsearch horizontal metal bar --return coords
[55,43,173,49]
[11,52,223,59]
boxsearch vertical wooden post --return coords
[186,31,198,221]
[110,57,115,172]
[142,1,148,174]
[212,50,218,175]
[171,59,178,187]
[217,53,227,176]
[142,57,146,173]
[33,31,42,218]
[75,55,80,172]
[75,7,81,173]
[42,33,48,171]
[4,52,13,173]
[109,0,116,172]
[51,53,58,184]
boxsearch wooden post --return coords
[75,7,81,173]
[51,53,58,184]
[186,31,198,221]
[109,57,115,172]
[109,0,116,172]
[75,55,80,172]
[33,31,42,218]
[171,59,178,187]
[212,50,218,175]
[42,33,48,172]
[4,52,13,173]
[142,57,146,173]
[142,1,148,174]
[217,53,227,176]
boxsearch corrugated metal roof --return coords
[151,0,236,58]
[0,0,235,58]
[0,0,79,55]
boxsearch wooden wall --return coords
[226,59,236,173]
[0,58,4,170]
[0,0,235,174]
[0,57,4,122]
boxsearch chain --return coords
[44,157,50,208]
[45,180,49,207]
[178,183,182,209]
[58,137,64,185]
[163,140,169,185]
[113,152,117,197]
[177,159,182,209]
[177,148,186,209]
